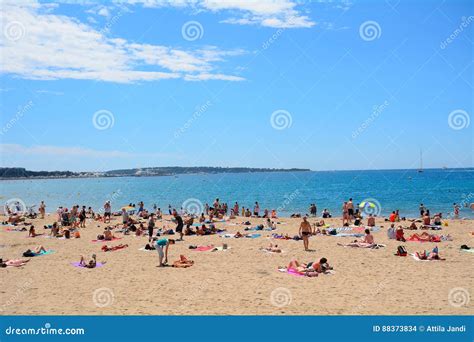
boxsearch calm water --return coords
[1,169,473,218]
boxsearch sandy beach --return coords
[0,214,472,316]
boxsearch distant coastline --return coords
[0,167,311,180]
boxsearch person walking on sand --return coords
[299,216,312,251]
[174,211,184,241]
[342,202,349,226]
[39,201,46,219]
[148,214,155,242]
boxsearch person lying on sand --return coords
[101,244,128,252]
[23,246,47,257]
[8,214,25,224]
[79,254,97,268]
[103,228,114,241]
[286,258,333,276]
[0,258,30,267]
[339,229,375,247]
[261,243,282,253]
[409,232,438,242]
[172,255,194,268]
[415,246,443,260]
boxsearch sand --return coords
[0,214,472,315]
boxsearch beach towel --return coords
[260,248,283,254]
[192,245,214,252]
[211,246,231,252]
[220,233,236,238]
[335,233,364,238]
[423,225,443,230]
[460,249,474,254]
[91,237,122,243]
[278,267,305,277]
[138,247,154,252]
[32,250,54,256]
[245,233,261,238]
[71,262,106,268]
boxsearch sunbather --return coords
[79,254,97,268]
[23,246,47,257]
[415,246,443,260]
[340,229,375,247]
[101,244,128,252]
[0,258,30,267]
[172,255,194,268]
[262,243,282,253]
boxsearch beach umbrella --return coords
[359,201,376,208]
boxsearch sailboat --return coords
[418,149,423,173]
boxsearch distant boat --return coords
[442,166,448,170]
[418,149,423,173]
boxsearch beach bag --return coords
[396,245,407,256]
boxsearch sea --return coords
[0,168,473,218]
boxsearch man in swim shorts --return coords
[299,216,312,251]
[174,211,184,241]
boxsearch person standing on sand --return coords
[39,201,46,219]
[342,202,349,226]
[299,217,312,251]
[253,202,260,217]
[347,198,354,220]
[104,201,111,223]
[148,214,155,241]
[154,238,175,267]
[174,211,184,241]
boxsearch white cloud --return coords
[115,0,316,28]
[0,0,244,83]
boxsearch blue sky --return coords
[0,0,472,172]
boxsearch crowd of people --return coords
[2,196,465,271]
